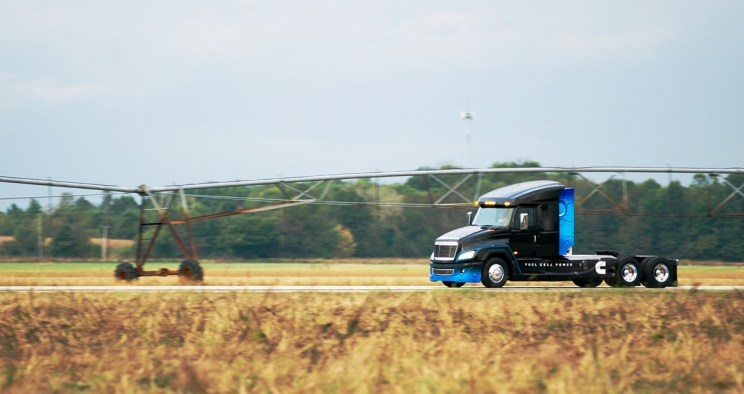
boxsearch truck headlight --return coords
[457,250,476,261]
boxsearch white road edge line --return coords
[0,286,741,292]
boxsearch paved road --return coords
[0,285,742,292]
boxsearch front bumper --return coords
[429,261,484,283]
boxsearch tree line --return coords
[1,162,743,261]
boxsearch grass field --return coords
[0,261,742,287]
[0,291,742,393]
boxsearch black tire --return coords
[178,259,204,282]
[641,257,672,288]
[572,278,602,288]
[481,258,508,288]
[638,257,652,287]
[114,262,138,282]
[442,281,465,288]
[612,257,641,287]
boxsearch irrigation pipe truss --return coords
[1,166,743,194]
[4,166,742,272]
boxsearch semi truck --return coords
[429,180,678,288]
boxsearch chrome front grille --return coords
[433,242,458,260]
[433,268,455,276]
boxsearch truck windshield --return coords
[472,207,513,228]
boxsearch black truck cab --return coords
[429,180,678,288]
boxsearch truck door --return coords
[510,207,538,257]
[536,204,559,256]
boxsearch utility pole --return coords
[622,175,629,212]
[374,173,380,218]
[667,163,672,184]
[101,225,108,260]
[37,214,43,258]
[460,111,474,168]
[47,176,52,214]
[102,193,110,260]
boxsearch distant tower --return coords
[460,111,474,168]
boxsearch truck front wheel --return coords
[482,258,508,288]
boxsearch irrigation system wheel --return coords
[114,262,138,282]
[442,281,465,288]
[178,259,204,282]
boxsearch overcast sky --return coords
[1,1,743,207]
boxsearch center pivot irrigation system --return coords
[1,166,743,282]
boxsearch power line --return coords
[0,192,127,202]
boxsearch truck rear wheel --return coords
[481,258,508,288]
[572,278,602,288]
[610,257,641,287]
[442,281,465,288]
[641,257,672,288]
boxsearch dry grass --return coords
[0,237,134,248]
[678,260,744,266]
[0,291,743,393]
[89,238,135,248]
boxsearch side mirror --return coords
[467,212,473,225]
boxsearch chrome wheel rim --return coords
[488,264,505,283]
[621,263,638,283]
[653,263,670,283]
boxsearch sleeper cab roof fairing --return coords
[478,180,565,207]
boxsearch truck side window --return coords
[514,207,534,230]
[538,204,558,231]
